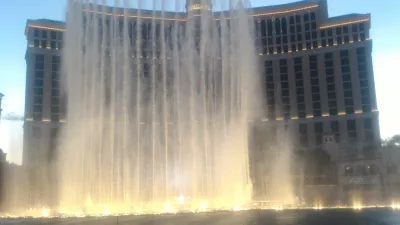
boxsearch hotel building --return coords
[24,0,381,205]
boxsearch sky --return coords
[0,0,399,164]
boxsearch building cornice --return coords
[320,14,370,29]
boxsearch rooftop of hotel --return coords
[25,0,370,34]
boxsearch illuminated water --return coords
[57,0,262,214]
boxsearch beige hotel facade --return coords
[24,0,384,205]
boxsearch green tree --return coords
[382,134,400,147]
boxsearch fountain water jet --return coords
[58,0,261,214]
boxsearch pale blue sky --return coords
[0,0,399,164]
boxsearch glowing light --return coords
[178,194,185,203]
[41,209,49,217]
[200,203,207,211]
[103,210,110,216]
[188,4,211,11]
[353,205,362,210]
[164,203,173,213]
[314,206,323,210]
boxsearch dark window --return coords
[329,100,337,107]
[331,121,339,133]
[51,31,57,39]
[275,19,281,35]
[299,124,307,133]
[34,87,43,95]
[51,41,57,49]
[33,105,42,113]
[326,68,334,75]
[352,24,358,32]
[364,118,373,129]
[42,30,47,38]
[327,29,333,36]
[320,30,326,38]
[343,26,349,34]
[312,31,317,39]
[34,39,40,47]
[353,33,359,41]
[360,80,369,88]
[359,23,365,31]
[327,84,335,92]
[34,96,43,104]
[34,79,43,87]
[267,20,273,36]
[313,102,321,109]
[289,16,295,25]
[328,92,336,99]
[51,115,60,122]
[35,71,44,79]
[345,98,353,106]
[296,15,301,23]
[344,90,352,98]
[311,78,319,86]
[312,94,320,101]
[297,104,305,110]
[34,29,40,37]
[311,12,316,20]
[356,47,365,55]
[321,39,327,47]
[296,25,302,33]
[314,122,323,133]
[311,22,316,30]
[347,120,356,131]
[336,27,342,35]
[342,74,351,82]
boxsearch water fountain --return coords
[58,0,261,214]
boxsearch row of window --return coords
[32,55,62,122]
[263,47,372,119]
[33,29,63,40]
[298,118,375,147]
[32,39,63,50]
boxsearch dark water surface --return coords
[1,208,399,225]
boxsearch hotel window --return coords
[51,41,57,50]
[41,40,47,48]
[311,12,316,21]
[309,55,321,117]
[34,29,40,38]
[279,59,290,120]
[34,54,44,119]
[267,20,273,37]
[52,55,61,121]
[347,119,357,142]
[363,118,373,140]
[42,30,47,38]
[265,60,275,120]
[340,50,354,114]
[299,123,308,147]
[294,57,305,119]
[314,122,323,146]
[352,24,358,33]
[356,47,371,112]
[324,52,337,115]
[331,120,340,142]
[260,20,266,37]
[51,31,57,39]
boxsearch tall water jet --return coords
[59,0,260,214]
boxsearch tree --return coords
[382,135,400,147]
